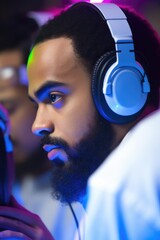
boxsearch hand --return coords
[0,196,55,239]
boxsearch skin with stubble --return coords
[28,37,122,204]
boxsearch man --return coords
[0,2,159,239]
[0,14,84,240]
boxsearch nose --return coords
[32,104,54,137]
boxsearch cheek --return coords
[10,115,21,138]
[54,96,97,147]
[12,112,40,152]
[10,108,35,140]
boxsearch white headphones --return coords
[91,3,150,123]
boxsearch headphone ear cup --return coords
[92,52,148,124]
[92,52,118,121]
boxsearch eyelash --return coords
[49,93,63,105]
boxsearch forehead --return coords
[0,50,23,68]
[0,85,25,102]
[28,37,82,96]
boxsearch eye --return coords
[2,101,18,115]
[5,104,17,115]
[49,92,63,105]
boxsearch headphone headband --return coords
[94,3,132,43]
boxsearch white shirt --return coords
[85,110,160,240]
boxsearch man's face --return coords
[28,37,115,203]
[0,50,44,168]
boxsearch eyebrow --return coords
[34,80,67,101]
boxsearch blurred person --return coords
[0,15,49,183]
[0,14,84,240]
[0,2,159,239]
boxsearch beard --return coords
[41,113,115,204]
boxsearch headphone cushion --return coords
[92,52,147,123]
[92,52,124,123]
[92,51,115,110]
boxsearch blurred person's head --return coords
[0,15,51,181]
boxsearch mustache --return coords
[41,135,69,151]
[41,135,78,159]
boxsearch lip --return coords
[43,144,58,152]
[43,144,67,162]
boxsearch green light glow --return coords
[27,50,34,69]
